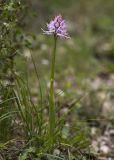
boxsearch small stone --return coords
[53,149,60,156]
[100,145,110,154]
[91,127,97,136]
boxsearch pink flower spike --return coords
[42,15,70,39]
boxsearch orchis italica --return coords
[42,15,70,39]
[42,15,69,147]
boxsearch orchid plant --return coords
[43,15,70,146]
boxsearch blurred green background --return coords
[0,0,114,158]
[17,0,114,95]
[16,0,114,120]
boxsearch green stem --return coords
[49,35,57,146]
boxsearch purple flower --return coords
[42,15,70,39]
